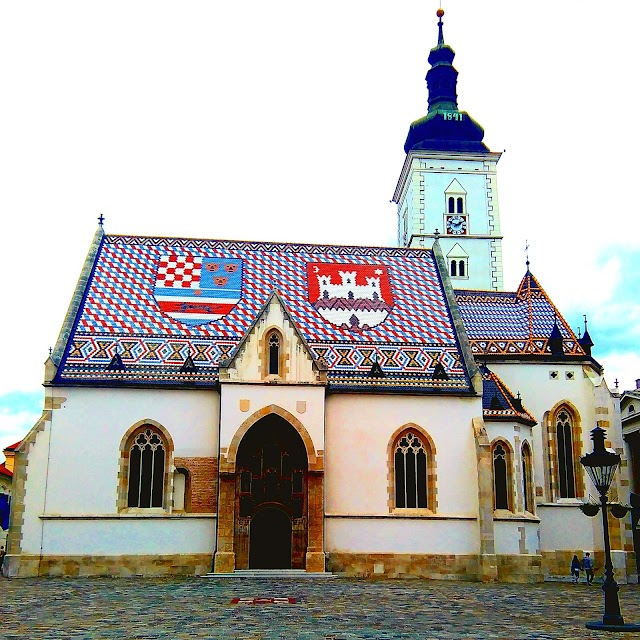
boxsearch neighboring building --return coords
[4,11,635,582]
[621,380,640,577]
[0,441,20,548]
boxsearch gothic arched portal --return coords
[235,413,308,570]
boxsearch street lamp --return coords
[579,426,640,632]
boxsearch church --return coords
[4,10,635,582]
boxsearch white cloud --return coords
[0,410,40,456]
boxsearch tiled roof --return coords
[455,271,585,358]
[3,441,21,453]
[55,234,473,393]
[0,462,12,478]
[480,365,536,426]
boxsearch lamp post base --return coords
[586,622,640,632]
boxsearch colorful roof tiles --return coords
[480,365,536,426]
[455,271,585,358]
[55,234,473,393]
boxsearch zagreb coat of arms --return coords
[307,262,394,331]
[154,254,243,325]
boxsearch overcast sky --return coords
[1,1,638,454]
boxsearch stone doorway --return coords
[249,507,292,569]
[234,413,308,570]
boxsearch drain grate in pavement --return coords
[230,597,297,605]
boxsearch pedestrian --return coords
[0,545,5,574]
[570,554,582,583]
[582,551,594,585]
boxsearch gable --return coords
[445,178,467,195]
[220,292,322,384]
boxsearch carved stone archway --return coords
[214,405,324,573]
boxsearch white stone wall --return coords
[326,517,479,555]
[219,383,325,452]
[20,386,218,557]
[325,393,482,553]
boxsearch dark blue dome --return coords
[404,12,489,154]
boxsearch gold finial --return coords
[437,8,444,18]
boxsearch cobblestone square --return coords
[2,577,640,639]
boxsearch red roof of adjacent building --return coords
[4,441,22,453]
[0,462,12,478]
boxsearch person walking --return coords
[582,552,594,585]
[570,554,582,583]
[0,545,5,575]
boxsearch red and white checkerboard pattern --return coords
[156,254,202,289]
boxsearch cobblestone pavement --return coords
[2,576,640,639]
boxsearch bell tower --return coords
[392,9,504,291]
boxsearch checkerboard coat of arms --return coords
[307,262,394,331]
[154,254,243,325]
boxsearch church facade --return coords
[4,12,636,582]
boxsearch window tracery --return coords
[127,428,167,508]
[394,431,429,509]
[492,441,511,510]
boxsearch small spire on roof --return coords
[578,313,594,355]
[525,239,530,270]
[436,7,445,47]
[434,228,440,239]
[98,214,105,228]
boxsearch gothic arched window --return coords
[127,427,167,508]
[457,196,464,213]
[448,197,455,213]
[450,260,457,277]
[394,431,428,509]
[458,260,465,277]
[268,331,280,375]
[556,410,576,498]
[492,440,512,511]
[522,442,535,514]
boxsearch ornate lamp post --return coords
[579,426,640,631]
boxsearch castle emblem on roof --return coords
[307,262,394,332]
[154,254,243,325]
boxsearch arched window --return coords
[448,197,455,213]
[127,427,167,508]
[458,260,465,277]
[521,442,535,514]
[394,431,428,509]
[268,331,280,375]
[492,441,511,510]
[556,410,576,498]
[457,196,464,213]
[450,260,457,277]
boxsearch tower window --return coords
[449,257,468,279]
[448,197,455,213]
[457,197,464,214]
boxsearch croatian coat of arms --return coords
[307,262,394,331]
[154,254,243,325]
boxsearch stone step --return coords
[201,569,336,579]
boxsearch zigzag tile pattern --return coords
[455,272,584,357]
[58,235,469,391]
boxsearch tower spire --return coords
[437,7,445,47]
[403,8,488,154]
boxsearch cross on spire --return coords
[98,214,105,228]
